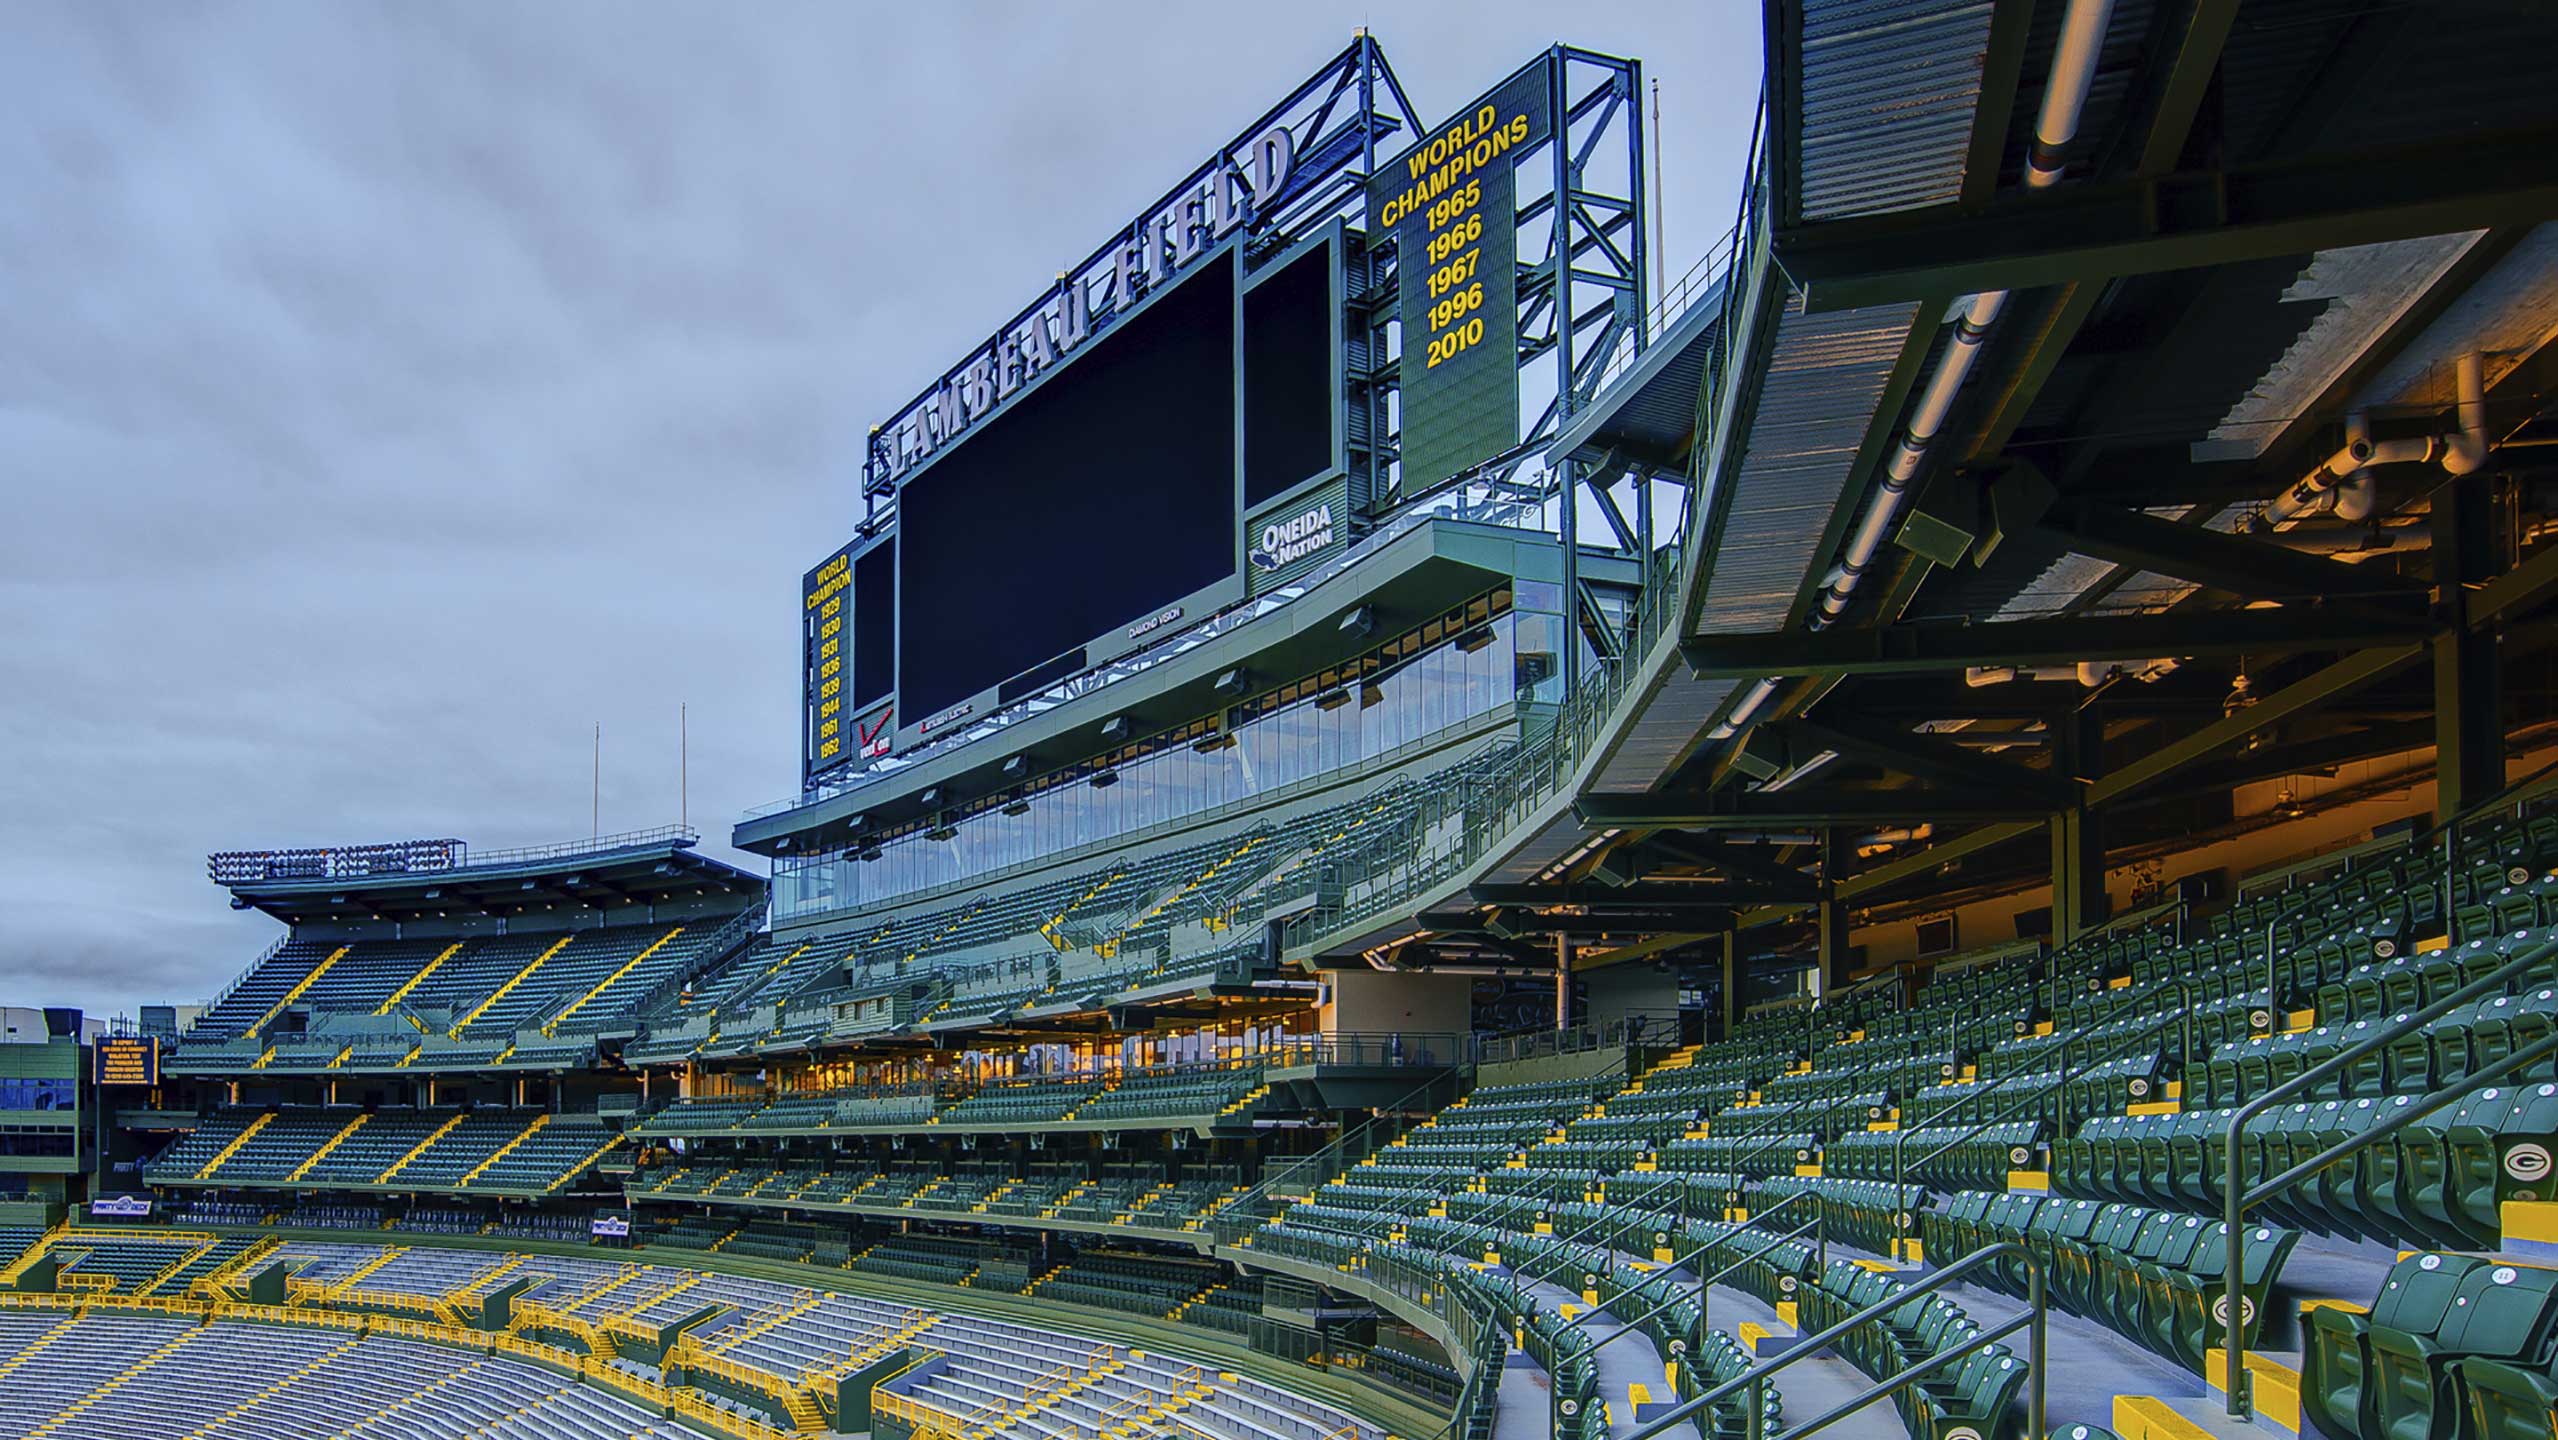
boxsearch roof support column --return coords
[1555,932,1572,1033]
[2435,478,2504,816]
[1817,828,1851,995]
[2051,705,2107,944]
[1719,929,1738,1042]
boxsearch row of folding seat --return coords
[1825,1120,2041,1189]
[2182,985,2558,1107]
[1922,1190,2295,1374]
[2057,1083,2558,1249]
[2305,1251,2558,1440]
[1797,1259,2028,1440]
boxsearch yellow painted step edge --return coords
[2206,1348,2301,1436]
[2113,1395,2213,1440]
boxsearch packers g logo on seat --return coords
[2506,1142,2554,1184]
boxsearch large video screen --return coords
[851,535,894,712]
[897,248,1240,724]
[1244,236,1338,510]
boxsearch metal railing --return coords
[617,901,772,1028]
[198,932,293,1020]
[1212,1067,1475,1239]
[1623,1242,2049,1440]
[1475,1013,1680,1069]
[2219,933,2558,1415]
[1889,988,2194,1256]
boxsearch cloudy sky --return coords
[0,2,1761,1020]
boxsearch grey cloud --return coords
[0,0,1760,1019]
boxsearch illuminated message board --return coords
[94,1036,158,1088]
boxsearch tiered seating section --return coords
[47,1238,1386,1440]
[179,916,748,1072]
[631,744,1524,1061]
[0,1311,719,1439]
[1243,805,2558,1440]
[631,1061,1267,1138]
[628,1155,1254,1239]
[143,1107,624,1196]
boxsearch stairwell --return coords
[0,1311,80,1384]
[286,1112,373,1183]
[182,1236,279,1298]
[322,1244,409,1301]
[455,1114,549,1186]
[543,1134,627,1193]
[545,926,685,1035]
[246,947,350,1035]
[708,1293,822,1355]
[174,1334,365,1440]
[135,1238,217,1296]
[375,942,465,1014]
[24,1326,205,1438]
[193,1112,276,1181]
[448,935,575,1037]
[962,1351,1125,1440]
[375,1112,467,1183]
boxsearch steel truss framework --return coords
[1390,0,2558,1022]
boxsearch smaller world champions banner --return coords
[802,542,856,780]
[1368,57,1555,494]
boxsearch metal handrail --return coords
[1430,1129,1644,1263]
[1621,1241,2048,1440]
[1685,1190,1828,1339]
[1213,1065,1481,1244]
[1891,990,2194,1254]
[2219,934,2558,1415]
[1511,1167,1657,1290]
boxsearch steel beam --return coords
[1468,881,1760,910]
[1683,608,2430,678]
[2085,643,2426,806]
[2470,535,2558,631]
[1817,828,1850,994]
[1834,821,2043,904]
[1638,831,1824,901]
[2030,498,2419,608]
[2436,483,2504,815]
[2128,0,2241,176]
[1577,792,2049,829]
[2050,707,2107,943]
[1776,124,2558,313]
[1781,715,2075,807]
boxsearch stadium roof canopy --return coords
[1338,0,2558,976]
[210,829,763,924]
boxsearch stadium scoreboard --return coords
[801,42,1593,789]
[94,1036,159,1087]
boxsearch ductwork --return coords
[2026,0,2118,191]
[1964,657,2179,689]
[1708,0,2116,744]
[2256,351,2491,529]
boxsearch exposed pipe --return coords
[2026,0,2119,191]
[1709,0,2115,744]
[2256,352,2491,530]
[1814,289,2009,623]
[1963,658,2177,688]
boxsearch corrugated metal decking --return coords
[1796,0,1992,220]
[1692,295,1922,637]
